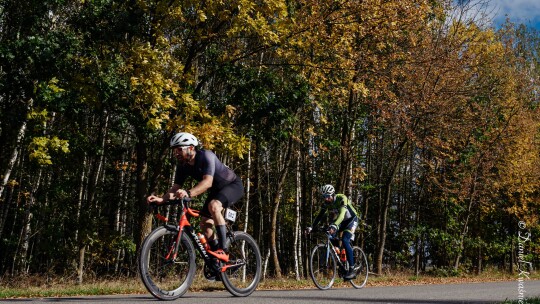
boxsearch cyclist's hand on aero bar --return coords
[147,195,164,205]
[174,189,191,200]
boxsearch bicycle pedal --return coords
[221,260,245,272]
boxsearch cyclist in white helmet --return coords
[147,132,244,269]
[306,184,359,280]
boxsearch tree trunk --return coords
[338,90,358,194]
[270,137,294,278]
[17,169,42,274]
[375,180,391,275]
[454,171,478,270]
[263,248,271,281]
[375,138,407,275]
[244,141,251,233]
[0,114,28,200]
[0,154,21,240]
[77,245,86,284]
[115,139,127,273]
[454,197,475,270]
[414,204,421,276]
[135,129,152,253]
[294,154,301,280]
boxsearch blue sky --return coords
[487,0,540,30]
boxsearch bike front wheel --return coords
[220,231,262,297]
[139,226,196,300]
[349,246,369,289]
[309,244,337,290]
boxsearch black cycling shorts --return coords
[200,176,244,218]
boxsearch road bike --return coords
[309,227,369,290]
[138,198,262,300]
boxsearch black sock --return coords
[209,238,219,251]
[216,225,227,250]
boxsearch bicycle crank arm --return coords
[220,260,246,272]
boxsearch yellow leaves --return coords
[226,0,289,45]
[352,166,367,183]
[225,105,237,118]
[27,108,48,121]
[197,10,207,22]
[46,77,65,94]
[124,39,184,130]
[351,82,370,98]
[6,179,19,188]
[28,136,70,166]
[191,120,250,159]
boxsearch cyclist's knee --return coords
[208,200,223,214]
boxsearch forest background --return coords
[0,0,538,285]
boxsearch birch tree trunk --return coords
[243,141,251,233]
[294,154,302,280]
[16,169,42,274]
[0,114,28,200]
[0,155,22,240]
[115,140,127,273]
[77,245,86,284]
[270,137,294,278]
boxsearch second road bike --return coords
[309,227,369,290]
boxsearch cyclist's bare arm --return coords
[188,175,213,197]
[147,184,181,204]
[169,175,213,200]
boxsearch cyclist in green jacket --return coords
[306,184,359,280]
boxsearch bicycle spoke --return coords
[220,232,262,297]
[349,246,369,289]
[139,227,196,300]
[309,244,336,290]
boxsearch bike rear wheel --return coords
[349,246,369,289]
[309,244,337,290]
[139,226,196,300]
[220,231,262,297]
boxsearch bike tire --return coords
[349,246,369,289]
[139,226,196,300]
[309,243,337,290]
[220,231,262,297]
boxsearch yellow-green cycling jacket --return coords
[311,194,359,231]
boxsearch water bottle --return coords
[340,249,346,262]
[197,233,208,250]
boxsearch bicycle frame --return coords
[154,199,215,262]
[323,231,348,274]
[153,198,237,272]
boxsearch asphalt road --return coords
[2,280,539,304]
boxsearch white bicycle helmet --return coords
[320,184,335,196]
[170,132,198,148]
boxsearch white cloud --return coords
[488,0,540,26]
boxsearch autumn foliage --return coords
[0,0,538,280]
